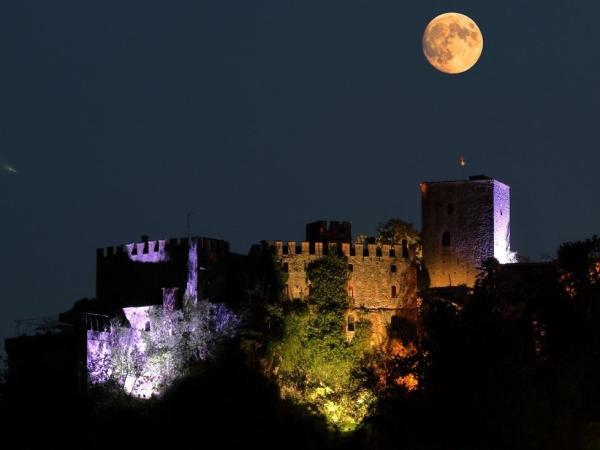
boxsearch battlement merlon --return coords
[306,220,352,243]
[263,240,415,259]
[96,236,230,261]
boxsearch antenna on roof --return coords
[186,212,195,240]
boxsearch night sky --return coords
[1,0,599,348]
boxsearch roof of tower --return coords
[420,175,509,188]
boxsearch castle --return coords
[262,221,419,345]
[257,175,514,344]
[421,175,515,288]
[5,175,516,393]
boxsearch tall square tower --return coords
[420,175,514,288]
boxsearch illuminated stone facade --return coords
[265,222,419,347]
[421,175,515,288]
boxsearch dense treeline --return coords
[2,237,600,449]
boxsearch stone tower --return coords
[420,175,514,288]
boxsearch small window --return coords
[448,203,454,215]
[442,231,451,247]
[402,239,409,258]
[376,247,383,257]
[391,265,397,273]
[391,285,398,298]
[389,248,396,257]
[282,262,289,272]
[348,264,353,272]
[347,316,355,332]
[144,321,151,332]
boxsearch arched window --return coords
[347,316,355,332]
[442,231,451,247]
[391,285,398,298]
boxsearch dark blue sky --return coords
[1,0,599,347]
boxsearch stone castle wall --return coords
[266,240,418,347]
[269,240,417,310]
[96,236,229,311]
[421,178,496,288]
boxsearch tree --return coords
[88,301,239,398]
[269,254,374,432]
[376,219,422,262]
[376,219,420,245]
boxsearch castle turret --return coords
[306,220,352,243]
[420,175,514,288]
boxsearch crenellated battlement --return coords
[96,236,229,261]
[265,240,412,260]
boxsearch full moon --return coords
[422,12,483,74]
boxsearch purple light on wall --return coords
[123,306,152,331]
[185,238,198,304]
[126,240,169,263]
[162,287,178,311]
[493,181,517,264]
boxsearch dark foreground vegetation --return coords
[3,236,600,450]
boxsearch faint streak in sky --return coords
[2,162,17,174]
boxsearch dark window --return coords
[347,316,355,332]
[376,247,382,257]
[389,248,396,257]
[442,231,451,247]
[145,321,150,332]
[282,262,289,272]
[448,203,454,215]
[391,285,398,298]
[391,265,397,273]
[348,264,353,272]
[402,239,409,258]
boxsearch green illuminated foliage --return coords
[269,254,375,432]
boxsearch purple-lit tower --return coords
[420,175,515,288]
[96,235,229,311]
